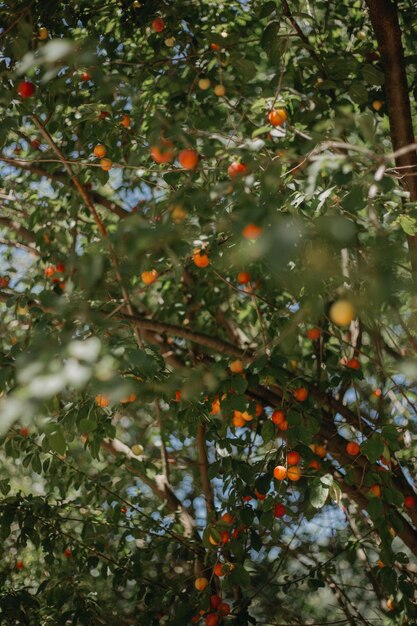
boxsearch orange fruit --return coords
[237,271,251,284]
[210,397,221,415]
[232,414,246,427]
[255,489,266,500]
[369,484,381,497]
[93,144,107,158]
[230,359,244,373]
[278,419,288,431]
[120,114,131,128]
[307,328,320,340]
[209,534,219,546]
[287,451,300,466]
[141,270,158,285]
[210,43,221,51]
[377,559,384,568]
[346,441,360,456]
[271,410,285,425]
[178,148,199,169]
[346,357,360,370]
[193,249,210,268]
[213,563,225,577]
[221,512,235,525]
[309,458,321,470]
[100,158,112,171]
[255,403,263,417]
[294,387,308,402]
[372,100,383,111]
[121,393,137,404]
[214,84,226,96]
[195,577,209,591]
[95,394,109,407]
[151,140,174,164]
[273,465,287,481]
[234,410,252,423]
[268,109,287,126]
[174,390,182,402]
[38,27,48,40]
[287,466,301,481]
[242,224,262,239]
[311,444,327,458]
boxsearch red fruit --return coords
[55,262,65,273]
[30,139,41,150]
[99,110,111,120]
[16,560,24,570]
[242,495,252,502]
[254,489,266,501]
[307,328,320,341]
[287,451,300,466]
[294,387,308,402]
[221,512,235,525]
[218,602,231,616]
[80,72,91,82]
[274,503,286,518]
[210,595,221,610]
[205,615,219,626]
[152,17,165,32]
[237,271,251,284]
[220,530,230,544]
[346,441,360,456]
[17,81,36,98]
[232,528,240,539]
[367,51,379,62]
[0,276,9,288]
[404,495,416,509]
[64,547,72,558]
[346,357,360,370]
[19,427,29,437]
[228,161,247,178]
[271,410,285,425]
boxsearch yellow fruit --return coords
[195,577,209,591]
[100,158,112,171]
[214,84,226,97]
[94,144,107,158]
[198,78,211,90]
[141,270,158,285]
[329,299,355,326]
[165,37,176,47]
[17,304,28,316]
[372,100,383,111]
[357,30,366,41]
[38,27,48,40]
[131,444,144,456]
[171,205,187,223]
[230,360,244,374]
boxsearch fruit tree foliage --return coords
[1,0,417,625]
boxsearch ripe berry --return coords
[307,328,320,340]
[273,465,287,481]
[152,17,165,32]
[287,451,300,466]
[346,441,360,456]
[194,577,209,591]
[17,81,36,98]
[242,224,262,239]
[178,149,199,170]
[271,410,285,425]
[268,108,287,126]
[346,357,360,370]
[228,161,247,178]
[100,158,112,171]
[141,270,158,285]
[404,495,416,509]
[210,595,221,609]
[274,503,286,518]
[205,614,219,626]
[294,387,308,402]
[237,271,251,284]
[193,249,210,268]
[218,602,231,616]
[287,466,301,481]
[93,144,107,158]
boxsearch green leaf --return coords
[47,430,67,456]
[360,436,384,463]
[309,478,329,509]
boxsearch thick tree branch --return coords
[365,0,417,273]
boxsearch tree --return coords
[0,0,417,623]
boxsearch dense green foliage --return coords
[1,0,417,624]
